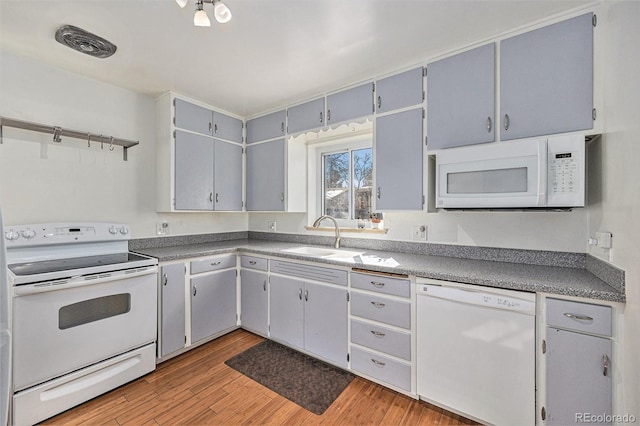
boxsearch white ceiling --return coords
[0,0,592,117]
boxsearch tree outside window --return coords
[323,148,372,220]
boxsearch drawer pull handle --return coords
[563,313,593,321]
[249,260,257,265]
[162,273,168,286]
[603,354,610,376]
[371,301,386,309]
[371,358,386,367]
[211,261,221,266]
[370,281,385,288]
[370,330,386,338]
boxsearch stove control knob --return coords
[108,226,118,235]
[5,230,20,241]
[21,228,36,239]
[119,226,129,235]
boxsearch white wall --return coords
[0,51,248,238]
[587,0,640,417]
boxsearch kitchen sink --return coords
[281,246,363,262]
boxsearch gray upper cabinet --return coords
[214,140,243,211]
[375,108,424,210]
[174,98,213,136]
[500,13,594,140]
[246,110,286,144]
[175,130,214,211]
[287,98,325,134]
[160,263,186,357]
[427,43,496,150]
[213,112,243,143]
[376,67,424,114]
[327,83,374,125]
[246,139,285,211]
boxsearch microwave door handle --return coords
[536,140,547,206]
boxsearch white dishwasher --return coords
[416,278,536,426]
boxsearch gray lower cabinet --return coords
[246,139,285,211]
[174,131,242,211]
[191,269,238,344]
[375,108,424,210]
[327,82,374,125]
[427,43,496,150]
[375,67,424,114]
[287,98,325,135]
[500,12,594,140]
[159,263,186,357]
[246,110,286,144]
[240,269,268,336]
[545,328,612,425]
[269,274,348,368]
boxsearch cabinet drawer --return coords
[271,260,347,286]
[546,298,612,337]
[351,319,410,360]
[190,255,236,275]
[351,272,410,298]
[240,255,268,271]
[351,292,411,329]
[350,346,411,391]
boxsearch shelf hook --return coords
[109,136,115,151]
[87,133,91,147]
[52,126,62,143]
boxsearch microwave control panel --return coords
[547,134,585,207]
[549,152,579,194]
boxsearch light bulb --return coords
[176,0,188,8]
[194,9,211,26]
[214,1,232,24]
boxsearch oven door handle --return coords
[13,267,158,296]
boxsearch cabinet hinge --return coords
[173,117,176,126]
[242,147,245,154]
[173,98,176,107]
[184,265,187,274]
[242,201,245,208]
[347,353,350,362]
[542,339,547,354]
[541,406,546,421]
[422,195,425,205]
[173,130,176,139]
[592,108,597,121]
[372,82,375,92]
[235,270,238,277]
[236,314,238,321]
[423,109,425,119]
[592,14,597,27]
[346,292,350,302]
[425,136,428,146]
[423,67,428,77]
[422,91,425,101]
[184,335,187,344]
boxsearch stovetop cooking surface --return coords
[9,253,150,276]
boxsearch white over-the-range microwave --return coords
[435,133,586,209]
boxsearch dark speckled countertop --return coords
[132,238,624,303]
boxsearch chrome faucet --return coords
[312,215,341,248]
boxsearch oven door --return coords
[436,138,547,208]
[12,267,157,391]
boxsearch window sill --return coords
[304,226,387,235]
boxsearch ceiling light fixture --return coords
[176,0,232,26]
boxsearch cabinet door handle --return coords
[209,122,213,133]
[215,193,220,203]
[281,122,285,133]
[214,123,218,134]
[263,280,267,291]
[370,281,385,288]
[371,358,386,367]
[209,192,214,203]
[193,285,197,296]
[249,260,257,265]
[487,116,492,132]
[211,261,221,266]
[563,313,594,321]
[320,111,323,123]
[280,193,285,202]
[603,354,610,376]
[162,273,168,286]
[371,301,386,309]
[376,187,381,200]
[503,114,510,131]
[327,109,331,122]
[377,96,382,110]
[304,289,309,301]
[370,330,386,338]
[298,288,302,300]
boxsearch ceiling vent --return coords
[54,25,117,59]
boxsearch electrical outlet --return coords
[412,225,427,241]
[156,222,170,235]
[268,221,277,232]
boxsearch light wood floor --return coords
[44,329,476,425]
